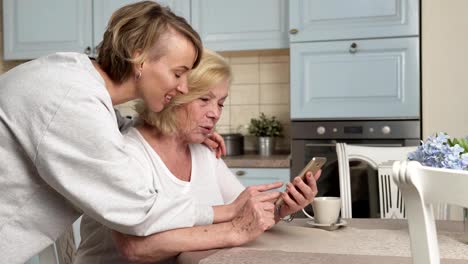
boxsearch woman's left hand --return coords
[203,132,226,158]
[278,170,322,218]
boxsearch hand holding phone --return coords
[275,157,327,207]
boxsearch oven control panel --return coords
[292,120,420,139]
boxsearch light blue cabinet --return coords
[93,0,190,54]
[230,168,290,192]
[191,0,289,51]
[289,0,419,42]
[3,0,92,60]
[290,37,419,119]
[3,0,190,60]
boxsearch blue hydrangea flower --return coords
[408,133,468,170]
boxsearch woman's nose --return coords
[177,76,189,94]
[207,106,221,120]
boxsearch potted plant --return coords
[248,112,283,156]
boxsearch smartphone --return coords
[275,157,327,207]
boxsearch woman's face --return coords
[137,30,197,112]
[177,78,229,143]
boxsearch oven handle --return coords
[305,143,336,147]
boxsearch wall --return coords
[422,0,468,220]
[117,49,291,151]
[422,0,468,138]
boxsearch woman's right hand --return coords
[229,191,280,245]
[229,182,283,220]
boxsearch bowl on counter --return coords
[221,133,244,156]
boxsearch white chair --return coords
[392,160,468,264]
[336,143,420,218]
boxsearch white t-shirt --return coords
[0,53,213,263]
[74,127,245,264]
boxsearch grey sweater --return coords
[0,53,212,263]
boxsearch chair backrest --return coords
[392,160,468,264]
[336,143,419,218]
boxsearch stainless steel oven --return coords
[291,120,420,218]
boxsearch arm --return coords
[112,191,280,263]
[211,158,283,223]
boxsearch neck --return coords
[92,61,138,105]
[140,124,190,156]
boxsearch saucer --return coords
[306,218,347,231]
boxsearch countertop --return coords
[222,152,291,168]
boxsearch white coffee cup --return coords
[302,197,341,225]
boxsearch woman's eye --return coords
[218,103,225,108]
[174,73,181,78]
[200,97,209,102]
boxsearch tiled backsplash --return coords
[116,49,291,151]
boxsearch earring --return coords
[136,71,142,80]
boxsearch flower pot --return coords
[257,137,275,156]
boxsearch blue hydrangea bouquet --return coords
[408,133,468,170]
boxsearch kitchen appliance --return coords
[221,133,244,156]
[291,120,420,218]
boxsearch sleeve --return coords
[214,158,245,204]
[34,88,213,236]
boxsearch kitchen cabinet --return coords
[230,168,290,192]
[289,0,420,121]
[191,0,288,51]
[289,0,419,43]
[3,0,190,60]
[290,37,420,119]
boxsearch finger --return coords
[281,191,299,210]
[262,202,275,212]
[252,182,284,192]
[313,169,322,181]
[293,176,314,201]
[204,137,218,150]
[215,146,222,159]
[255,191,281,202]
[286,182,306,206]
[305,173,319,197]
[213,132,227,156]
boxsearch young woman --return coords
[74,50,321,264]
[0,2,226,262]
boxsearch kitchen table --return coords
[177,218,468,264]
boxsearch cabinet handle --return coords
[349,42,358,54]
[289,28,299,35]
[84,46,91,55]
[235,170,246,176]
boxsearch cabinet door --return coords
[3,0,92,60]
[191,0,288,51]
[290,37,419,119]
[93,0,191,56]
[230,168,290,192]
[289,0,419,42]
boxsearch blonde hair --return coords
[97,1,202,83]
[135,49,231,134]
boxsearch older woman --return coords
[74,50,321,263]
[0,2,229,262]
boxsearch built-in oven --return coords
[291,120,420,218]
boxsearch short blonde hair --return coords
[97,1,202,83]
[135,49,231,134]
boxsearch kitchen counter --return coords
[222,152,290,168]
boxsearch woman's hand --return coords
[278,170,322,219]
[203,132,226,158]
[229,182,283,221]
[230,191,280,245]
